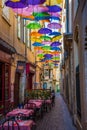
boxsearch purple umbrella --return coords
[27,0,46,5]
[38,28,52,34]
[5,0,27,8]
[47,5,62,12]
[44,54,53,58]
[47,22,62,29]
[51,42,61,47]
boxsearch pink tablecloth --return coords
[6,109,34,117]
[0,120,35,130]
[45,99,52,104]
[24,101,42,109]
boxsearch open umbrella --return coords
[27,0,46,5]
[31,37,42,43]
[32,42,44,47]
[49,32,61,36]
[51,47,61,51]
[47,22,62,29]
[42,45,51,51]
[52,35,62,42]
[38,28,52,34]
[11,0,20,2]
[26,22,41,29]
[51,41,61,47]
[50,51,60,55]
[44,54,53,58]
[40,36,51,41]
[5,0,27,8]
[37,54,44,58]
[30,32,43,37]
[47,5,62,12]
[33,12,50,17]
[42,41,52,45]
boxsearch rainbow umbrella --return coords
[40,36,51,41]
[32,42,44,47]
[42,45,51,51]
[26,22,41,29]
[5,0,27,8]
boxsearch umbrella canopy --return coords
[42,41,52,45]
[38,28,52,34]
[44,54,53,58]
[40,36,51,41]
[47,5,62,12]
[49,12,61,17]
[49,32,61,36]
[27,0,46,5]
[11,0,20,2]
[52,35,62,42]
[32,42,44,47]
[47,22,62,29]
[33,12,50,17]
[30,32,43,37]
[42,45,51,51]
[50,51,60,55]
[30,5,49,12]
[51,41,61,47]
[26,22,41,29]
[5,0,27,8]
[37,54,44,58]
[51,47,61,51]
[31,37,42,43]
[52,57,60,60]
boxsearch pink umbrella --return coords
[42,41,52,45]
[49,12,61,17]
[47,22,62,29]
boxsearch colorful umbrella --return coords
[38,28,52,34]
[47,22,62,29]
[30,32,43,37]
[49,32,61,36]
[52,57,60,60]
[40,36,51,41]
[31,38,42,43]
[50,51,60,55]
[11,0,20,2]
[37,54,44,58]
[51,47,61,51]
[42,46,51,51]
[33,12,50,17]
[51,41,61,47]
[52,35,62,42]
[47,5,62,12]
[27,0,46,5]
[42,41,52,45]
[30,5,49,13]
[44,54,53,58]
[32,42,44,47]
[26,22,41,29]
[5,0,27,8]
[49,12,61,17]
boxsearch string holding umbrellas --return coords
[5,0,63,67]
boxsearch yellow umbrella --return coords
[31,37,42,43]
[30,32,43,37]
[11,0,20,2]
[52,35,62,42]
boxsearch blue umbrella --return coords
[38,28,52,34]
[32,42,44,47]
[51,47,61,51]
[27,0,46,5]
[47,5,62,12]
[51,42,61,47]
[49,32,61,36]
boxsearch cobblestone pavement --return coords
[35,93,77,130]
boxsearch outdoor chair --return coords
[0,116,20,130]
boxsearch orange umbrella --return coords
[51,51,61,55]
[18,14,35,20]
[30,32,43,37]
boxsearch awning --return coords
[0,38,16,54]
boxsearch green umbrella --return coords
[33,12,50,17]
[37,53,44,58]
[40,35,51,41]
[42,46,51,51]
[26,22,41,29]
[52,57,60,60]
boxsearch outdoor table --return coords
[6,108,34,118]
[25,101,42,109]
[0,119,35,130]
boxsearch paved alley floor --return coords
[35,93,77,130]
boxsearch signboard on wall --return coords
[16,61,26,73]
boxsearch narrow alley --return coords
[36,93,77,130]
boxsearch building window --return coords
[17,16,21,39]
[2,0,9,20]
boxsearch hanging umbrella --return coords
[47,5,62,12]
[37,54,44,58]
[30,32,43,37]
[44,54,53,58]
[40,36,51,41]
[5,0,27,8]
[38,28,52,34]
[42,41,52,45]
[51,47,61,51]
[47,22,62,29]
[11,0,20,2]
[49,12,61,17]
[49,32,61,36]
[49,16,61,21]
[21,15,35,20]
[42,45,51,51]
[52,57,60,60]
[27,0,46,5]
[32,42,44,47]
[50,51,60,55]
[52,35,62,42]
[31,37,42,43]
[51,41,61,47]
[33,12,50,17]
[26,22,41,29]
